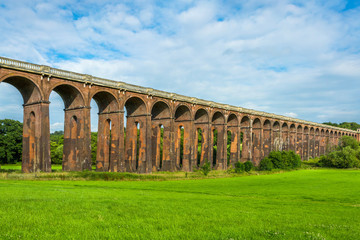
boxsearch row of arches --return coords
[0,72,357,173]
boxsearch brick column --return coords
[22,101,51,173]
[63,106,91,171]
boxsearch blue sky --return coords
[0,0,359,132]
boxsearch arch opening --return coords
[197,128,203,167]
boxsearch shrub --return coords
[234,161,244,173]
[338,136,359,151]
[201,160,211,176]
[259,157,273,171]
[244,161,253,172]
[318,146,360,168]
[262,150,301,170]
[268,151,283,169]
[286,150,301,169]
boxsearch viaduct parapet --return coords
[0,57,358,173]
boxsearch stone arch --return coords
[0,75,43,104]
[91,91,120,172]
[211,111,226,169]
[91,90,119,114]
[124,96,148,173]
[49,84,90,171]
[194,108,210,167]
[195,108,209,123]
[49,83,85,109]
[227,113,238,127]
[151,101,171,120]
[125,96,147,117]
[151,101,172,171]
[0,75,50,173]
[212,111,225,125]
[174,104,192,171]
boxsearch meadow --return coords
[0,169,360,239]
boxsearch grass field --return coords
[0,169,360,239]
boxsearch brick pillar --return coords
[241,126,251,162]
[296,128,303,159]
[96,111,121,172]
[63,106,92,171]
[315,131,320,157]
[125,114,151,173]
[303,132,309,160]
[289,127,296,152]
[22,101,51,173]
[228,126,240,167]
[309,131,314,158]
[263,125,271,158]
[252,125,261,166]
[319,130,326,156]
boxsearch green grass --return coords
[0,169,360,239]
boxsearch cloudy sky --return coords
[0,0,359,132]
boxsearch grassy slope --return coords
[0,169,359,239]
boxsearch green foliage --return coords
[244,161,253,172]
[323,121,360,131]
[201,159,211,176]
[318,136,360,169]
[50,141,63,164]
[0,119,23,164]
[91,132,98,165]
[262,150,301,170]
[234,161,244,173]
[318,146,360,168]
[338,135,359,151]
[259,157,273,171]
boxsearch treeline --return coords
[323,122,360,131]
[0,119,22,164]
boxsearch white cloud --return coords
[284,112,298,118]
[0,0,359,126]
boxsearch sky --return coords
[0,0,359,132]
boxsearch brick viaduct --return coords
[0,57,358,173]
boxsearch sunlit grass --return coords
[0,169,359,239]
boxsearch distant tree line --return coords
[323,122,360,131]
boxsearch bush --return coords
[234,161,244,173]
[259,157,273,171]
[244,161,253,172]
[201,160,211,176]
[261,150,301,170]
[318,146,360,168]
[338,136,359,151]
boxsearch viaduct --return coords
[0,57,359,173]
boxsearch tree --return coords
[0,119,23,164]
[323,122,360,131]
